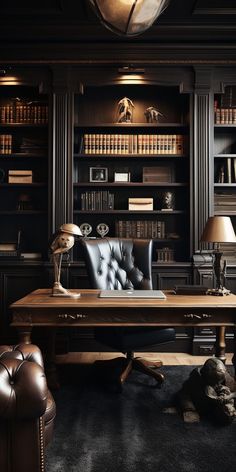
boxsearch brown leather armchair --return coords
[0,343,56,472]
[81,237,175,391]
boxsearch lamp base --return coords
[206,287,231,296]
[52,282,81,298]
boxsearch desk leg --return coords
[17,327,32,344]
[215,326,226,363]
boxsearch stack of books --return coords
[214,193,236,214]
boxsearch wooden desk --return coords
[10,288,236,379]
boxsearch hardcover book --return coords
[128,197,153,211]
[8,170,33,184]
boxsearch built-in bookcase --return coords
[0,85,49,258]
[73,84,190,263]
[214,85,236,261]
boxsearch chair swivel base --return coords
[94,355,164,392]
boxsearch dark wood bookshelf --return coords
[74,210,185,215]
[0,84,49,259]
[74,182,187,187]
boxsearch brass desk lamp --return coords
[201,216,236,296]
[50,223,82,298]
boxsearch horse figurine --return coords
[144,106,164,123]
[117,97,135,123]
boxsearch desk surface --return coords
[10,288,236,310]
[10,288,236,370]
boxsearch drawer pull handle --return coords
[58,313,87,320]
[184,313,212,320]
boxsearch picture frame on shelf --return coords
[89,167,108,182]
[114,171,131,182]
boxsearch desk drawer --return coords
[12,306,236,327]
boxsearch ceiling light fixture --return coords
[88,0,170,37]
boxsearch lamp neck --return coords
[213,242,220,252]
[213,250,223,290]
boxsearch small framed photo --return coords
[114,171,131,182]
[89,167,108,182]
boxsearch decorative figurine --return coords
[96,223,109,238]
[50,223,82,298]
[161,191,175,210]
[80,222,92,237]
[176,357,236,425]
[117,97,135,123]
[144,106,164,123]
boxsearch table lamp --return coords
[50,223,82,298]
[200,216,236,296]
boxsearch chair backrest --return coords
[81,238,153,290]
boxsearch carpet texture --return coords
[46,364,236,472]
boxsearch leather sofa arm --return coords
[0,358,47,420]
[0,343,44,368]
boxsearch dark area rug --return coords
[46,364,236,472]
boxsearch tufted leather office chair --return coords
[81,238,175,391]
[0,343,56,472]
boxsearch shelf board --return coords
[74,153,187,159]
[214,183,236,187]
[214,154,236,158]
[0,183,47,187]
[215,211,236,216]
[0,153,47,158]
[0,210,47,215]
[74,182,187,188]
[214,124,236,128]
[153,238,182,243]
[74,210,185,215]
[0,123,48,128]
[75,123,188,129]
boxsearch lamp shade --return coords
[200,216,236,243]
[88,0,170,37]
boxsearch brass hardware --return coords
[184,313,212,320]
[58,313,87,320]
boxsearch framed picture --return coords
[114,171,130,182]
[89,167,108,182]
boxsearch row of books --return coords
[115,220,165,239]
[216,158,236,183]
[214,192,236,212]
[81,191,114,210]
[0,134,12,154]
[215,107,236,125]
[82,134,185,155]
[0,104,48,124]
[156,247,175,262]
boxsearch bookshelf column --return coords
[51,67,74,233]
[192,68,215,355]
[193,67,213,252]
